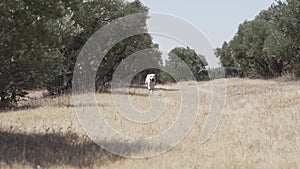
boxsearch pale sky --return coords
[127,0,276,67]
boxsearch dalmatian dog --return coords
[145,74,156,92]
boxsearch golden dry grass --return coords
[0,78,299,168]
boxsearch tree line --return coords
[0,0,209,108]
[0,0,161,108]
[5,0,296,109]
[215,0,300,79]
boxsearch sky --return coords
[127,0,276,67]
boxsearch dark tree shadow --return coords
[0,130,169,168]
[110,90,149,97]
[129,85,180,92]
[0,104,41,113]
[153,87,180,92]
[0,100,111,114]
[0,130,122,168]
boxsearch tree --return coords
[165,47,208,81]
[216,0,300,79]
[0,0,80,107]
[0,0,163,108]
[271,0,300,77]
[46,0,163,93]
[215,42,238,77]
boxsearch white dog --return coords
[145,74,156,91]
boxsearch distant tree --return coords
[207,67,225,80]
[215,42,238,77]
[165,47,208,81]
[159,71,176,83]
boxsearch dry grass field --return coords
[0,78,299,169]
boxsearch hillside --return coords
[0,78,299,169]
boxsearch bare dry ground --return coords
[0,78,299,169]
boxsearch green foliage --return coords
[215,0,300,79]
[0,0,75,107]
[165,47,208,81]
[159,71,176,83]
[0,0,162,108]
[46,0,162,94]
[207,67,225,80]
[214,42,238,77]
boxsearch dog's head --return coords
[145,74,156,84]
[148,74,155,82]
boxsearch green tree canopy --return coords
[0,0,162,108]
[215,0,300,79]
[165,47,208,81]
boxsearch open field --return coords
[0,78,299,169]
